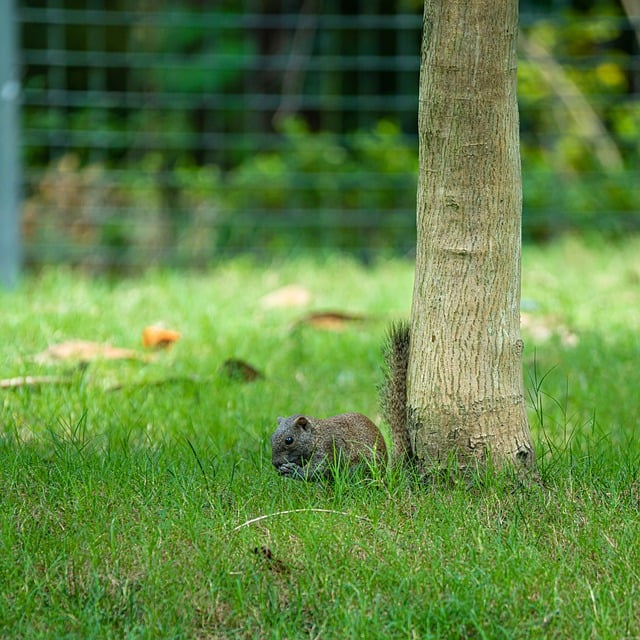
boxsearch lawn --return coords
[1,239,639,639]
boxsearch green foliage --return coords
[139,8,254,95]
[24,104,638,267]
[518,6,638,239]
[23,119,418,267]
[222,118,417,254]
[1,240,640,637]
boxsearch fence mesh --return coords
[14,1,640,271]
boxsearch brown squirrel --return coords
[270,323,411,480]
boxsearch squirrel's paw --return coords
[276,461,307,480]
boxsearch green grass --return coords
[1,239,639,639]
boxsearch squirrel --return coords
[270,322,411,480]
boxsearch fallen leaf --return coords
[297,311,366,331]
[1,375,72,389]
[31,340,152,364]
[142,325,181,348]
[260,284,311,309]
[219,359,264,382]
[521,313,579,347]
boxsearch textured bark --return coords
[408,0,536,472]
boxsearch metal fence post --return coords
[0,0,21,288]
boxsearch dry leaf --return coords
[219,359,264,382]
[521,313,579,347]
[142,325,181,348]
[297,311,365,331]
[260,284,311,309]
[1,375,71,389]
[31,340,151,364]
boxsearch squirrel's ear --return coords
[294,416,309,429]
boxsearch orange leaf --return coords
[297,311,365,331]
[142,326,181,349]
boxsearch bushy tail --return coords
[380,321,411,460]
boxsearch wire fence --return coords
[3,1,640,275]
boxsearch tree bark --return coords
[408,0,536,473]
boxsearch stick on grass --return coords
[232,508,371,531]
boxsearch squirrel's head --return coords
[270,414,315,473]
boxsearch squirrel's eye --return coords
[285,436,294,445]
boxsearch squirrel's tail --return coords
[380,321,411,460]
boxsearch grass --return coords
[1,239,639,639]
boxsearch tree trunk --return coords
[407,0,536,473]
